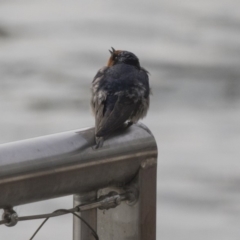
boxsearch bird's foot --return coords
[93,137,104,150]
[127,121,133,128]
[124,121,133,129]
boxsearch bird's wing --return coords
[95,93,137,137]
[91,66,108,115]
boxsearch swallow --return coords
[91,47,150,148]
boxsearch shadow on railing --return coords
[0,123,158,240]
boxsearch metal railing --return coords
[0,123,158,240]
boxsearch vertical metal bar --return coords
[97,158,157,240]
[138,159,157,240]
[73,191,97,240]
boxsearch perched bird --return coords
[91,47,150,148]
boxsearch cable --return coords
[29,208,99,240]
[0,207,78,225]
[1,191,129,226]
[1,190,133,239]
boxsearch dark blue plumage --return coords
[91,48,150,148]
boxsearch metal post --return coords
[138,158,157,240]
[96,158,157,240]
[73,191,97,240]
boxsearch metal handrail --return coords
[0,123,157,208]
[0,123,158,240]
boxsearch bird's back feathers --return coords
[91,63,149,138]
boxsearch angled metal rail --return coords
[0,123,158,240]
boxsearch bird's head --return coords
[107,47,140,68]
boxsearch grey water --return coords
[1,0,240,239]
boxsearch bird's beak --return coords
[109,47,115,55]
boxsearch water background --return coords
[1,0,240,239]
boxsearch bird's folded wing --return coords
[95,94,136,137]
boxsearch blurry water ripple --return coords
[0,0,240,239]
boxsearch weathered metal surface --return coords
[73,191,97,240]
[0,123,157,209]
[96,161,157,240]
